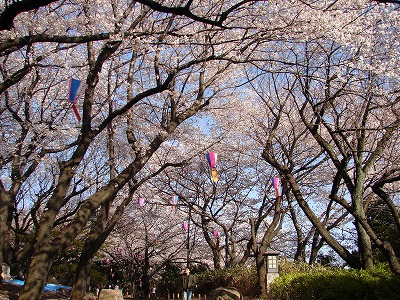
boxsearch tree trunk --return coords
[247,194,283,298]
[256,254,267,298]
[0,191,11,280]
[71,104,116,300]
[70,201,114,300]
[355,220,374,269]
[142,259,150,297]
[353,169,374,270]
[309,231,323,264]
[288,196,307,263]
[212,247,222,270]
[70,236,99,300]
[286,173,362,269]
[18,243,55,300]
[70,260,92,300]
[294,241,307,263]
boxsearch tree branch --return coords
[0,0,61,31]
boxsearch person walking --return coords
[151,285,157,300]
[181,268,196,300]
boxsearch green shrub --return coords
[196,265,258,298]
[270,262,400,300]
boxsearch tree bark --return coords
[18,235,57,300]
[0,191,12,280]
[70,260,92,300]
[353,167,374,269]
[255,254,267,298]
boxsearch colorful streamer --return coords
[138,197,144,207]
[211,169,218,183]
[155,233,159,245]
[275,186,283,197]
[206,152,218,183]
[182,221,188,231]
[272,177,281,189]
[71,104,81,122]
[206,152,217,169]
[172,195,178,206]
[272,177,283,198]
[68,78,86,104]
[171,195,179,212]
[68,78,86,122]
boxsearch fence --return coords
[167,293,206,300]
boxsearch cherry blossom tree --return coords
[290,40,400,273]
[245,18,400,272]
[2,1,400,299]
[0,2,255,298]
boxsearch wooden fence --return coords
[167,293,206,300]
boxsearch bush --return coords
[269,262,400,300]
[157,263,182,296]
[196,265,258,298]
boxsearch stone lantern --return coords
[265,250,280,288]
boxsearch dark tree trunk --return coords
[255,254,267,298]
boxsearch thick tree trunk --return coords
[309,231,323,265]
[256,254,267,298]
[212,247,222,270]
[0,192,11,280]
[294,243,306,263]
[352,210,400,274]
[18,244,55,300]
[355,221,374,269]
[353,170,374,270]
[70,201,112,300]
[70,258,92,300]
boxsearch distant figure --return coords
[151,285,157,300]
[181,268,196,300]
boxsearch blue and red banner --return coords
[68,78,86,121]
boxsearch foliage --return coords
[48,240,107,288]
[278,258,334,276]
[156,263,182,296]
[367,200,400,262]
[196,265,258,298]
[89,267,108,290]
[48,263,77,286]
[270,262,400,300]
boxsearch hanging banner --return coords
[272,177,283,198]
[68,78,86,122]
[206,152,218,183]
[275,186,283,197]
[138,197,144,207]
[172,195,178,206]
[206,152,217,169]
[155,233,159,245]
[272,177,281,189]
[182,221,188,231]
